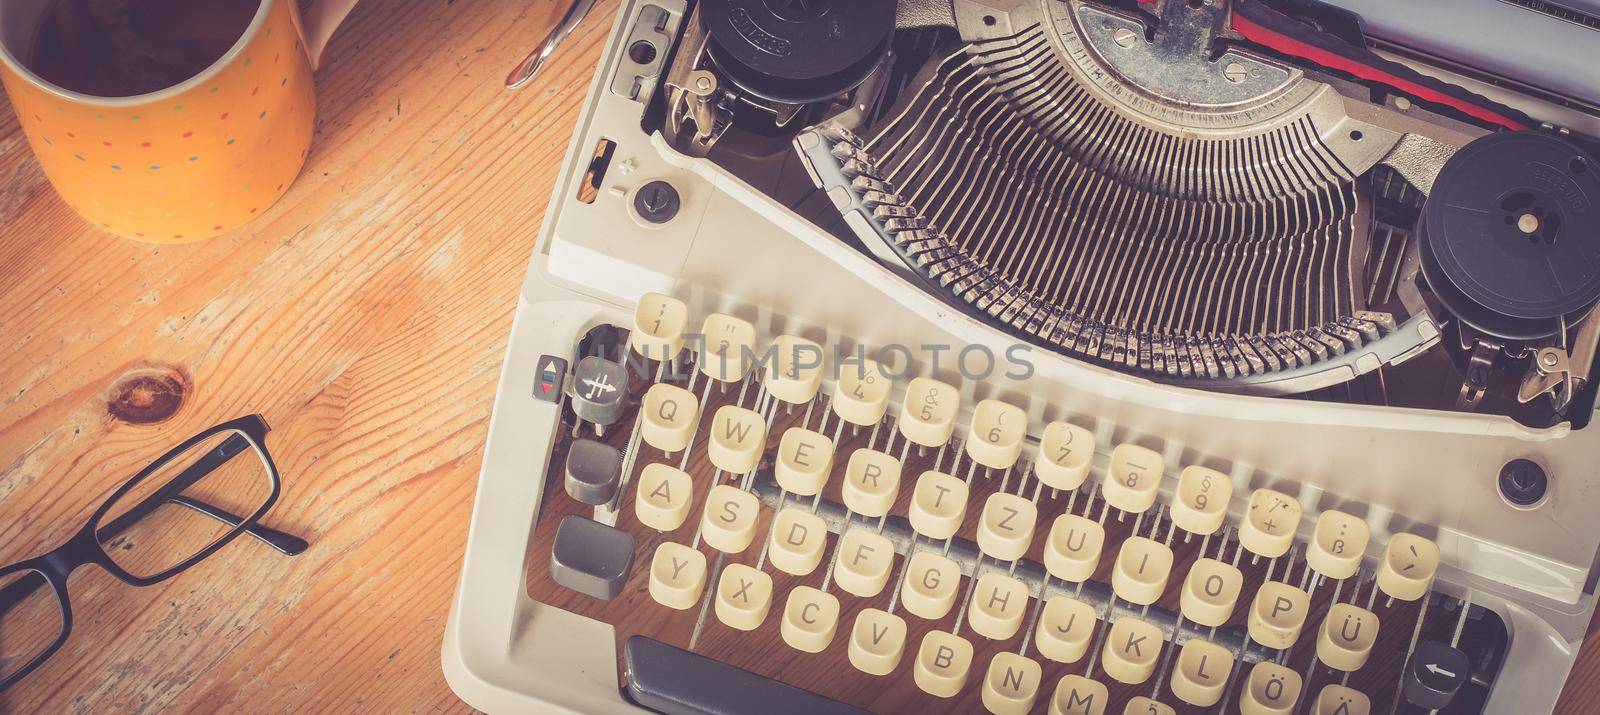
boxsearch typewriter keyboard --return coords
[528,294,1508,714]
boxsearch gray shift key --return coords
[565,439,623,506]
[551,515,634,600]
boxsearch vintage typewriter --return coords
[442,0,1600,712]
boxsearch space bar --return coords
[623,636,869,715]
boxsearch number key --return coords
[698,313,755,382]
[833,358,892,426]
[899,377,960,447]
[966,399,1027,470]
[1103,444,1163,514]
[629,292,688,361]
[1170,465,1231,535]
[765,334,824,405]
[1036,421,1094,490]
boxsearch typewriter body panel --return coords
[445,1,1600,713]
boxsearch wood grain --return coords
[1,0,1598,712]
[0,0,612,711]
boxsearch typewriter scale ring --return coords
[1055,0,1313,130]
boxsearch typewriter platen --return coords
[443,1,1600,713]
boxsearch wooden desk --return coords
[0,0,1596,712]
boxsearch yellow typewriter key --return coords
[1123,696,1175,715]
[841,448,902,517]
[706,405,767,475]
[697,313,756,383]
[1036,421,1094,491]
[833,358,892,426]
[765,334,824,405]
[899,377,960,447]
[1317,603,1380,672]
[1376,532,1440,602]
[965,399,1027,470]
[1101,616,1163,684]
[848,608,907,676]
[913,630,973,698]
[774,427,834,496]
[1103,443,1163,514]
[1307,509,1370,581]
[780,586,840,654]
[1169,637,1233,707]
[967,572,1030,641]
[699,484,760,554]
[647,542,706,610]
[1241,661,1302,715]
[908,470,968,540]
[1035,596,1097,664]
[1044,513,1105,583]
[1313,684,1371,715]
[640,383,699,453]
[1169,465,1232,536]
[767,507,828,576]
[1238,488,1302,559]
[901,551,962,620]
[1049,674,1109,715]
[1111,536,1173,606]
[982,652,1043,715]
[1248,581,1311,649]
[634,463,693,532]
[629,292,688,361]
[714,563,773,631]
[833,528,894,598]
[977,492,1037,562]
[1180,557,1243,628]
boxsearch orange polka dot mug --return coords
[0,0,358,243]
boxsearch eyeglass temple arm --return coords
[0,435,308,615]
[93,433,257,541]
[163,495,308,556]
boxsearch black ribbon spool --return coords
[1418,131,1600,340]
[699,0,896,104]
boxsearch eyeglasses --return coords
[0,414,306,692]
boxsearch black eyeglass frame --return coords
[0,414,298,692]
